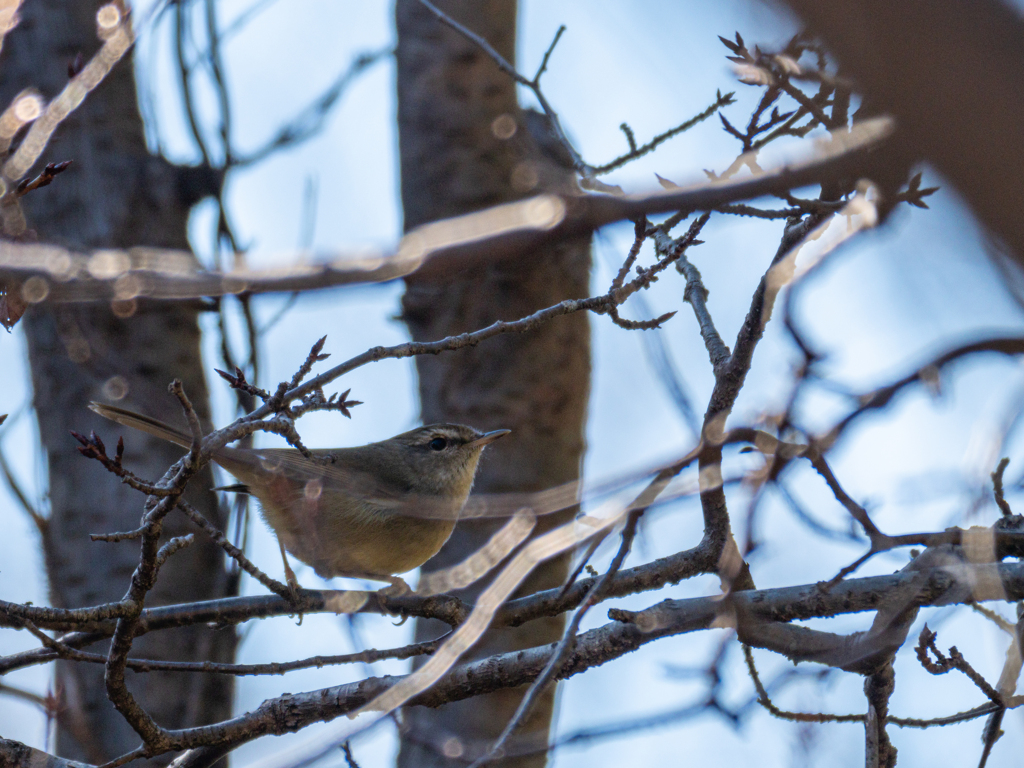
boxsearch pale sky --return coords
[2,2,1024,766]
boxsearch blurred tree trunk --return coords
[778,0,1024,264]
[0,2,235,763]
[395,1,590,766]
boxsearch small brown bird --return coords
[89,402,508,589]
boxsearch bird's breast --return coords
[255,481,460,578]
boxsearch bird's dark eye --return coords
[429,437,448,451]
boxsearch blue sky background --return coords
[4,1,1024,766]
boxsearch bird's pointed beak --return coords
[467,429,511,449]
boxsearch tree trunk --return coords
[779,0,1024,264]
[0,2,235,762]
[395,2,590,766]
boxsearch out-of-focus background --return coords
[3,1,1024,765]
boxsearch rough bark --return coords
[395,1,590,766]
[0,2,235,762]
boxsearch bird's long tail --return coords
[89,401,258,486]
[89,402,194,449]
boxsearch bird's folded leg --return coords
[336,573,411,619]
[377,576,412,624]
[378,575,412,597]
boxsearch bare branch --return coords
[176,499,294,603]
[592,90,735,175]
[0,117,894,302]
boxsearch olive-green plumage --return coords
[89,402,508,582]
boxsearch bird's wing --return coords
[220,449,672,521]
[220,447,406,502]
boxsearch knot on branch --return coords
[682,265,710,305]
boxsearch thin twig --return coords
[993,458,1013,516]
[0,116,894,302]
[592,91,735,175]
[417,0,590,174]
[24,637,440,677]
[176,499,295,603]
